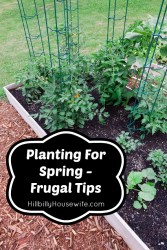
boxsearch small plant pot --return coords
[4,82,150,250]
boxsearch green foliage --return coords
[70,55,94,81]
[33,56,109,131]
[124,16,167,64]
[147,149,167,187]
[160,45,167,57]
[127,168,157,209]
[39,79,109,132]
[127,171,143,189]
[125,18,167,134]
[125,19,153,58]
[148,74,167,92]
[15,22,167,135]
[147,149,167,168]
[16,56,109,132]
[16,61,48,103]
[156,43,167,64]
[116,131,142,153]
[92,41,135,106]
[127,83,167,134]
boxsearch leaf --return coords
[67,119,75,127]
[127,56,136,66]
[139,184,156,201]
[66,112,72,116]
[88,113,94,120]
[102,93,110,98]
[52,109,58,115]
[115,77,123,84]
[133,200,142,209]
[140,133,145,140]
[152,125,158,135]
[160,45,167,57]
[81,107,86,113]
[100,97,106,105]
[134,114,141,120]
[142,168,157,180]
[125,32,142,40]
[100,107,105,113]
[143,203,147,209]
[74,106,79,111]
[108,87,114,93]
[134,56,145,68]
[127,171,143,189]
[133,26,145,34]
[103,112,110,118]
[114,87,122,105]
[31,113,38,119]
[98,114,105,125]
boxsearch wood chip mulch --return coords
[0,101,130,250]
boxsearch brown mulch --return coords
[0,101,130,250]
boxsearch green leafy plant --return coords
[124,16,167,64]
[124,19,153,58]
[16,54,110,132]
[92,41,135,106]
[116,131,142,153]
[147,149,167,187]
[127,83,167,134]
[70,55,94,81]
[16,60,50,103]
[127,168,157,209]
[38,78,109,132]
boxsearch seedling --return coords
[127,168,157,209]
[116,131,142,153]
[147,149,167,188]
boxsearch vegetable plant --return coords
[92,41,135,106]
[124,16,167,64]
[116,131,142,153]
[127,83,167,134]
[36,60,109,131]
[17,56,110,132]
[124,19,153,58]
[147,149,167,187]
[127,168,157,209]
[16,61,49,103]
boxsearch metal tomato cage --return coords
[17,0,79,69]
[17,0,167,133]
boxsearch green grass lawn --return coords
[0,0,162,98]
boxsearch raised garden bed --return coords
[4,83,167,250]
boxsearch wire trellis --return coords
[17,0,167,133]
[107,0,129,43]
[128,0,167,131]
[17,0,80,70]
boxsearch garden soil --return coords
[10,88,167,250]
